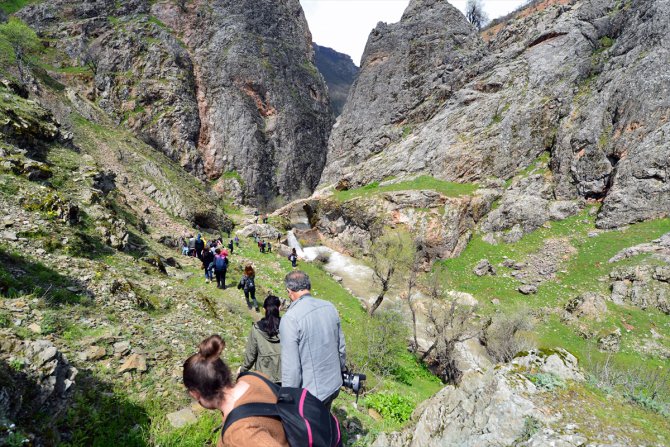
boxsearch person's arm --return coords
[279,316,302,388]
[240,327,258,373]
[337,317,347,371]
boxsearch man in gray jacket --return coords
[280,270,346,410]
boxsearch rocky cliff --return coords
[19,0,333,207]
[321,0,670,231]
[313,43,359,117]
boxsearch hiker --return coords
[195,234,205,260]
[183,335,289,447]
[280,271,346,410]
[262,215,268,224]
[214,248,228,289]
[261,240,267,253]
[234,235,240,247]
[181,237,189,256]
[288,248,297,268]
[240,295,282,384]
[276,232,281,243]
[267,241,272,253]
[228,239,234,254]
[238,265,259,311]
[202,246,215,284]
[188,235,196,257]
[257,239,263,253]
[254,210,259,223]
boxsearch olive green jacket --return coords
[240,323,282,384]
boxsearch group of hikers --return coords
[183,270,346,446]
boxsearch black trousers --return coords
[322,389,340,411]
[215,269,226,288]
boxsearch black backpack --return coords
[222,372,342,447]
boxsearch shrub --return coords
[483,310,536,363]
[527,372,566,391]
[349,309,408,379]
[0,310,11,328]
[365,392,414,423]
[40,310,64,335]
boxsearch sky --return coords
[300,0,526,65]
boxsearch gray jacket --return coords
[279,294,346,401]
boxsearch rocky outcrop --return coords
[313,44,359,117]
[321,0,485,187]
[0,333,77,444]
[19,0,333,206]
[151,0,332,206]
[609,265,670,314]
[321,0,670,231]
[313,188,494,262]
[372,349,586,447]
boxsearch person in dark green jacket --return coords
[240,295,282,384]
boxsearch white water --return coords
[286,230,305,258]
[302,246,377,302]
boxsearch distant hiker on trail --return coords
[267,241,272,253]
[288,248,297,268]
[280,270,346,410]
[261,240,267,253]
[276,232,281,243]
[228,239,234,254]
[181,238,189,256]
[183,335,289,447]
[240,295,282,384]
[254,210,259,223]
[234,235,240,247]
[188,235,196,257]
[202,246,215,284]
[262,215,269,224]
[195,234,205,260]
[238,265,259,312]
[214,248,228,289]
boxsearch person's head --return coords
[183,335,232,410]
[291,248,297,254]
[245,265,255,276]
[215,248,220,254]
[260,295,281,336]
[285,270,311,301]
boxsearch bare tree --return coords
[422,275,478,384]
[368,228,413,316]
[465,0,489,30]
[401,237,425,351]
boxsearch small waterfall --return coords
[286,230,305,258]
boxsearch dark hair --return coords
[258,295,281,337]
[285,270,310,292]
[215,248,221,254]
[245,265,255,276]
[183,335,232,400]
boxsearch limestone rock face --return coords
[313,43,359,117]
[313,189,494,262]
[321,0,485,186]
[20,0,333,206]
[321,0,670,230]
[151,0,332,206]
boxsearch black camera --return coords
[342,371,366,403]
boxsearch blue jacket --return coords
[279,294,346,401]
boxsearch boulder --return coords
[118,354,147,373]
[473,259,496,277]
[598,328,622,352]
[166,407,197,428]
[565,292,607,321]
[519,284,538,295]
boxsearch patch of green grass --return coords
[401,125,413,139]
[0,0,40,14]
[334,175,479,202]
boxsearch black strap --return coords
[222,402,281,434]
[238,371,280,397]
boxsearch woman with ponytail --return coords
[183,335,288,446]
[240,295,282,384]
